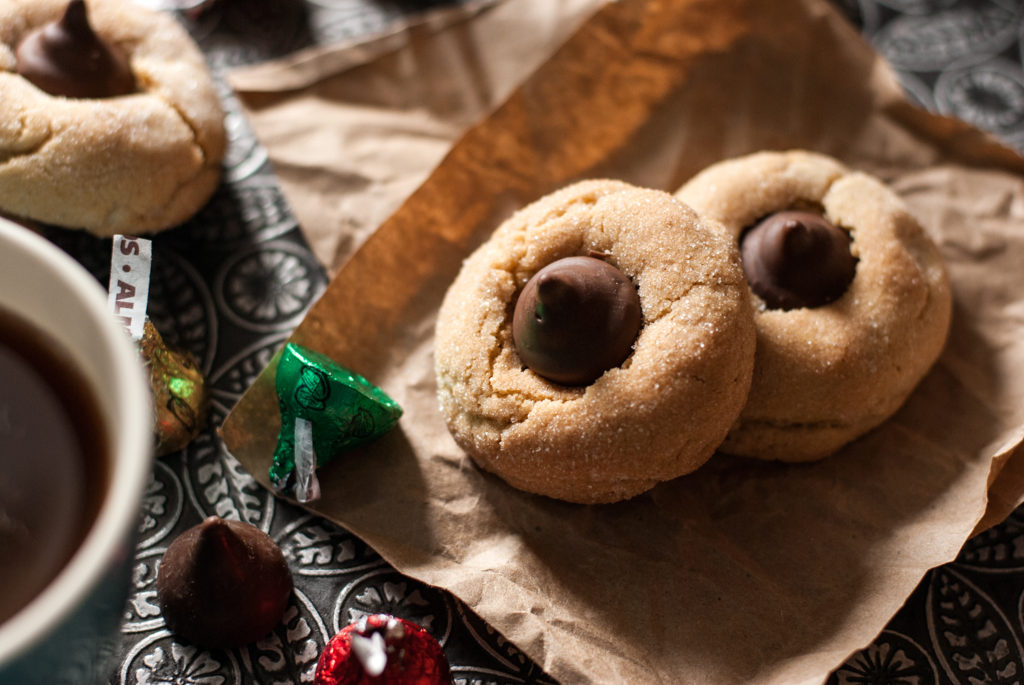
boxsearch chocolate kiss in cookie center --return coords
[739,210,857,310]
[16,0,135,99]
[512,255,642,386]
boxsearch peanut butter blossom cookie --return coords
[0,0,226,235]
[677,150,952,461]
[435,180,756,503]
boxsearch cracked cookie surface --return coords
[677,150,952,461]
[434,180,756,503]
[0,0,225,235]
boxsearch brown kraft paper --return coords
[222,0,1024,682]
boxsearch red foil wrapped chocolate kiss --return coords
[315,614,452,685]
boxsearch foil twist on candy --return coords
[272,343,402,502]
[314,614,452,685]
[141,320,208,456]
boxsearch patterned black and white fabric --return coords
[40,1,1024,683]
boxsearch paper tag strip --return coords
[351,631,388,676]
[107,235,152,340]
[293,417,322,503]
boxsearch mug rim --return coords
[0,218,153,665]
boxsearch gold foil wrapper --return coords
[140,319,208,456]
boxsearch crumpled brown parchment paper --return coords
[222,0,1024,682]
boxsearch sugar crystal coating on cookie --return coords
[512,255,642,386]
[15,0,135,98]
[156,516,293,648]
[739,210,857,310]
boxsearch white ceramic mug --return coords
[0,217,153,683]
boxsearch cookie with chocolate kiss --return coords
[435,180,756,503]
[678,150,951,461]
[157,517,293,648]
[0,0,226,235]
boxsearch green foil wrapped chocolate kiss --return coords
[270,343,402,500]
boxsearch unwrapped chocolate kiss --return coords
[739,210,856,310]
[16,0,135,98]
[156,516,293,648]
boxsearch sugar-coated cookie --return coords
[435,180,756,503]
[0,0,226,235]
[677,150,952,461]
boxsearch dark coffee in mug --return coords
[0,307,109,624]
